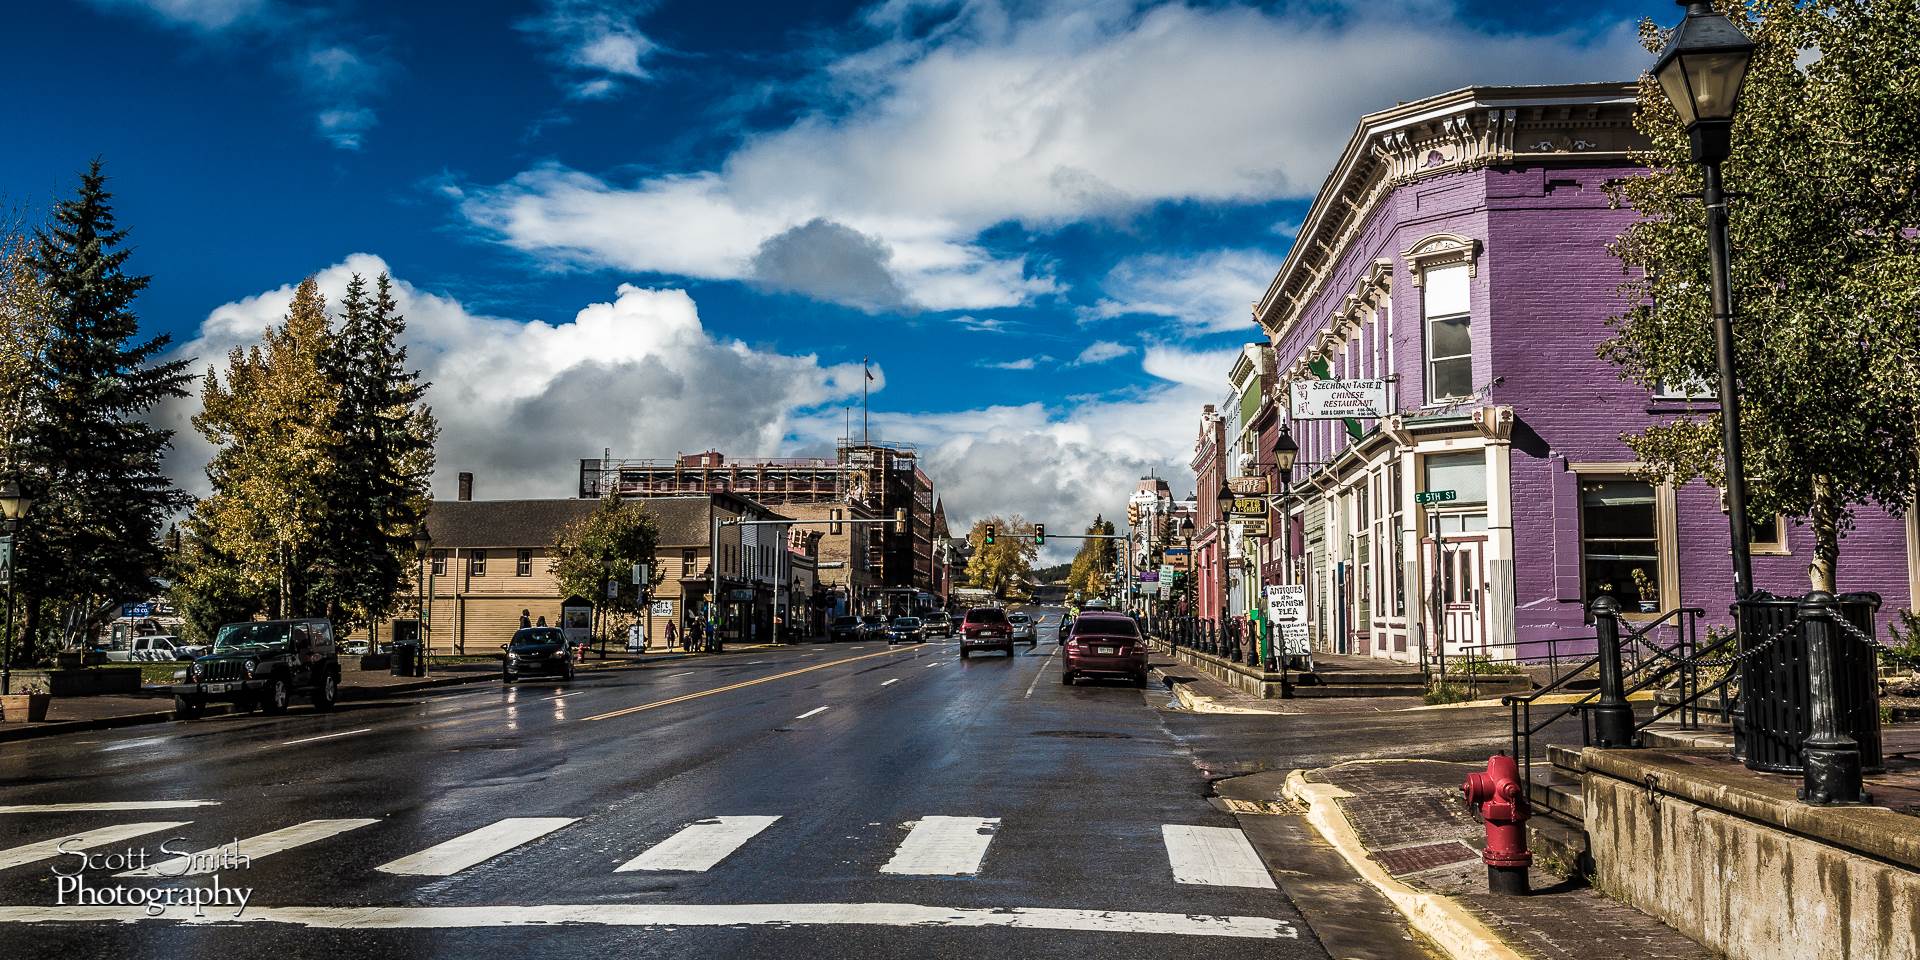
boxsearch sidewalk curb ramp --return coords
[1282,768,1525,960]
[0,647,758,744]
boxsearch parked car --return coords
[171,619,341,719]
[923,610,953,638]
[100,635,192,662]
[340,639,372,657]
[503,627,575,683]
[886,617,926,645]
[1061,611,1148,687]
[959,607,1015,659]
[1008,612,1037,646]
[829,616,864,642]
[859,614,888,640]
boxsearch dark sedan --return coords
[829,616,864,642]
[885,617,926,645]
[503,627,575,682]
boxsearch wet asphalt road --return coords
[0,608,1366,959]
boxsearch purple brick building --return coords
[1238,82,1915,664]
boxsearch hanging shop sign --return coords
[1290,378,1388,420]
[1226,476,1270,496]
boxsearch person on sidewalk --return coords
[519,609,532,629]
[665,622,678,651]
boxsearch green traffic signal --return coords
[984,523,996,545]
[1033,523,1045,545]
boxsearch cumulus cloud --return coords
[1072,340,1132,365]
[159,254,867,501]
[455,0,1642,309]
[1089,248,1277,334]
[518,0,662,99]
[748,219,910,313]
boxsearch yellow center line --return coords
[579,647,923,722]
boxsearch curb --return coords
[1156,671,1277,715]
[1282,768,1525,960]
[0,648,741,744]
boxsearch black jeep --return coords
[170,618,341,720]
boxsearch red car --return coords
[959,607,1016,659]
[1061,612,1148,687]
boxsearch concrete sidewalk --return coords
[0,644,783,743]
[1279,758,1714,960]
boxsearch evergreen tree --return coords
[312,272,436,631]
[1066,515,1118,602]
[15,161,191,654]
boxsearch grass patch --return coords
[1451,656,1522,676]
[1424,683,1474,705]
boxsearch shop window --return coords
[1422,264,1473,403]
[431,550,447,577]
[1581,479,1661,611]
[1423,450,1488,504]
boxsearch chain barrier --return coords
[1631,616,1800,670]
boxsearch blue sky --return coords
[2,0,1670,543]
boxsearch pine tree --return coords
[15,161,191,654]
[190,277,340,618]
[312,272,436,630]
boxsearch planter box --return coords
[358,654,392,671]
[44,668,142,696]
[0,693,52,723]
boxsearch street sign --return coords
[1415,489,1458,505]
[1158,564,1175,583]
[606,580,619,599]
[1290,378,1388,420]
[1226,476,1270,496]
[0,535,10,587]
[121,602,153,619]
[1226,497,1266,517]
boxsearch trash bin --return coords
[390,640,418,677]
[1738,592,1882,774]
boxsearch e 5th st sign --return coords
[1414,489,1457,506]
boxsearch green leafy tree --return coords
[312,273,437,631]
[964,514,1036,599]
[1603,0,1920,592]
[1065,515,1117,601]
[0,212,51,473]
[15,162,192,656]
[550,499,661,626]
[186,277,340,620]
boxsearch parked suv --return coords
[829,616,864,642]
[959,607,1015,659]
[923,611,953,638]
[1061,612,1147,687]
[170,618,341,720]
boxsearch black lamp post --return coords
[1653,0,1757,599]
[0,478,33,696]
[412,529,432,677]
[1270,425,1300,674]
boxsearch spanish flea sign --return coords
[1265,584,1309,655]
[1291,378,1388,420]
[1226,475,1269,496]
[1226,497,1267,517]
[1414,489,1458,506]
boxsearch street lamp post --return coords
[412,529,432,678]
[0,478,33,697]
[1653,0,1757,599]
[1270,425,1300,677]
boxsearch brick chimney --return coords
[458,472,473,501]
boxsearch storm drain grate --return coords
[1373,840,1479,877]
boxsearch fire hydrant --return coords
[1462,752,1532,895]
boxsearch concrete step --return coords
[1527,811,1592,880]
[1289,683,1428,699]
[1546,743,1587,773]
[1526,768,1585,822]
[1306,669,1427,685]
[1639,724,1734,751]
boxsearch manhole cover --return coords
[1030,730,1134,739]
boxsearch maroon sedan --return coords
[1061,612,1148,687]
[959,607,1016,659]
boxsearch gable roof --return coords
[422,496,760,550]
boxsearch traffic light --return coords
[893,508,907,533]
[1033,523,1045,545]
[984,523,996,545]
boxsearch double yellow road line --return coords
[580,646,920,722]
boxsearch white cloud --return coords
[951,315,1013,333]
[458,1,1639,311]
[519,0,661,99]
[160,254,867,501]
[86,0,273,32]
[1089,248,1277,334]
[1072,340,1132,365]
[981,355,1054,370]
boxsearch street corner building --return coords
[1195,81,1917,666]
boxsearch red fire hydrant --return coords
[1462,752,1532,895]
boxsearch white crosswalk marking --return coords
[617,816,780,873]
[375,818,576,876]
[880,816,998,876]
[0,822,191,872]
[118,818,379,878]
[1161,825,1276,889]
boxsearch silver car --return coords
[1008,612,1037,646]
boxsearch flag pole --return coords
[862,357,871,447]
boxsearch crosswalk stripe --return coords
[0,801,217,814]
[0,822,191,872]
[880,816,998,876]
[118,819,379,878]
[1161,826,1276,889]
[617,816,780,873]
[375,818,576,876]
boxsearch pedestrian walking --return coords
[519,609,532,629]
[665,621,678,651]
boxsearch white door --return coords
[1424,536,1487,660]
